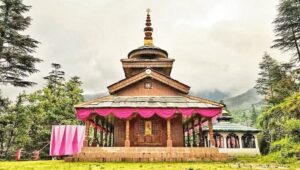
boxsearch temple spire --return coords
[144,8,153,46]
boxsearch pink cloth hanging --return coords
[76,107,222,121]
[50,125,85,156]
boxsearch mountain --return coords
[83,88,263,112]
[190,89,230,102]
[223,88,263,111]
[84,92,108,101]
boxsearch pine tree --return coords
[255,53,281,103]
[43,63,65,88]
[0,0,41,87]
[272,0,300,61]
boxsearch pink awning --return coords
[50,125,85,156]
[76,107,222,120]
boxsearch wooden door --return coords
[133,116,164,146]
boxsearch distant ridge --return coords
[84,92,108,101]
[223,88,263,111]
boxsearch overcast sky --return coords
[1,0,285,98]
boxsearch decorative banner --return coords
[144,121,152,135]
[76,107,222,121]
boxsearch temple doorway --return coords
[131,115,167,147]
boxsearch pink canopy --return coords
[76,107,222,120]
[50,125,85,156]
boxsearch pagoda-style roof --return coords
[75,95,223,108]
[128,45,168,59]
[108,68,190,94]
[121,58,174,77]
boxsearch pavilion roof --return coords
[75,95,223,108]
[202,121,260,133]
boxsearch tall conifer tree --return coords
[272,0,300,61]
[0,0,41,87]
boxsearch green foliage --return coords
[0,64,84,159]
[43,63,65,88]
[0,0,42,87]
[25,75,84,157]
[255,53,299,104]
[272,0,300,61]
[255,53,280,99]
[230,103,262,127]
[0,92,33,159]
[257,92,300,156]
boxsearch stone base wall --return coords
[65,147,229,162]
[219,148,260,156]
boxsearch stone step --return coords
[81,147,219,154]
[66,147,229,162]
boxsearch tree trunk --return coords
[291,26,300,61]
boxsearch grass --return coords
[0,160,299,170]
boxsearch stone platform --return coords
[65,147,229,162]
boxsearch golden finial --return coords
[144,8,153,46]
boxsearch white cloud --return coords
[1,0,284,98]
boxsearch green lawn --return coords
[0,160,298,170]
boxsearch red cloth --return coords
[15,149,22,161]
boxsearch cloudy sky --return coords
[2,0,285,98]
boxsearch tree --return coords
[258,92,300,155]
[0,92,32,159]
[26,72,84,157]
[0,0,41,87]
[272,0,300,61]
[43,63,65,88]
[255,53,282,103]
[0,90,10,156]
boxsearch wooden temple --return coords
[66,9,229,162]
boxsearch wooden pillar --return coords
[111,126,114,147]
[83,121,90,147]
[92,126,97,146]
[103,122,107,147]
[183,124,186,147]
[92,116,98,147]
[191,117,196,147]
[208,118,215,147]
[125,120,130,147]
[99,119,103,147]
[108,125,112,147]
[198,117,204,147]
[187,121,190,147]
[167,119,172,147]
[105,123,109,147]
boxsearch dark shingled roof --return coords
[128,45,168,58]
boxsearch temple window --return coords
[242,133,256,148]
[213,133,224,148]
[226,133,240,148]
